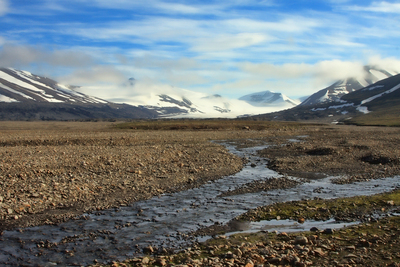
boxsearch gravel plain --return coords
[1,121,400,266]
[0,120,300,231]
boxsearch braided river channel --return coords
[0,139,399,266]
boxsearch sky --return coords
[1,0,400,101]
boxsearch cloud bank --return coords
[1,0,400,101]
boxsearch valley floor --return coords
[0,120,399,266]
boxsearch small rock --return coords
[225,251,234,259]
[345,245,356,251]
[313,248,326,257]
[387,200,395,206]
[143,245,154,254]
[155,257,167,266]
[268,257,282,264]
[234,248,243,257]
[322,228,334,234]
[294,236,308,245]
[142,257,150,264]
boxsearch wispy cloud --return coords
[0,0,8,16]
[59,65,127,85]
[0,44,95,68]
[346,1,400,13]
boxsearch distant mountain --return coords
[0,67,298,120]
[114,82,296,118]
[300,66,396,106]
[251,72,400,124]
[0,68,158,120]
[239,90,300,107]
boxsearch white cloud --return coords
[59,66,127,86]
[0,0,8,16]
[0,43,95,68]
[347,1,400,13]
[368,55,400,74]
[241,59,368,81]
[191,33,271,52]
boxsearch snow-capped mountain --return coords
[239,90,300,107]
[0,68,158,120]
[0,67,108,104]
[0,67,297,119]
[112,81,296,118]
[300,66,396,106]
[252,72,400,123]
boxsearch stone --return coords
[225,251,234,259]
[234,248,243,257]
[313,248,326,257]
[156,257,167,266]
[345,245,356,251]
[322,228,334,234]
[294,236,308,245]
[142,257,150,264]
[268,257,282,264]
[143,245,154,254]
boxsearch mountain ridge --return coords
[300,66,396,106]
[251,73,400,125]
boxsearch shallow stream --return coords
[0,139,399,266]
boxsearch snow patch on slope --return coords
[0,94,18,102]
[361,83,400,105]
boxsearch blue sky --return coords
[1,0,400,100]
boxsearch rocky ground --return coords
[109,216,400,267]
[1,120,400,266]
[258,125,400,184]
[0,121,255,230]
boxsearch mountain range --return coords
[0,67,299,119]
[254,72,400,125]
[0,66,399,122]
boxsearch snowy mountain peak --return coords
[300,66,395,106]
[239,90,300,107]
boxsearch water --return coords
[0,139,399,266]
